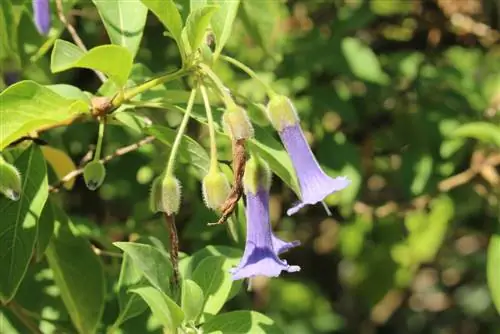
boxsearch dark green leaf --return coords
[0,145,48,303]
[92,0,148,57]
[45,204,106,334]
[35,199,55,261]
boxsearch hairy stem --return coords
[164,213,180,289]
[200,85,219,173]
[199,63,236,108]
[165,88,197,177]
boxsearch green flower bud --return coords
[266,95,299,131]
[222,105,254,140]
[83,160,106,191]
[0,156,22,201]
[243,156,272,195]
[149,175,182,215]
[202,171,230,210]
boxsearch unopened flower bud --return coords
[266,95,299,131]
[243,156,272,195]
[83,161,106,191]
[222,105,254,140]
[149,175,182,215]
[202,171,230,210]
[0,157,22,201]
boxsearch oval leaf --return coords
[0,145,48,303]
[0,80,89,150]
[181,279,205,323]
[451,122,500,148]
[201,311,283,334]
[184,6,218,52]
[92,0,148,57]
[45,204,106,334]
[141,0,183,44]
[41,145,77,190]
[131,286,184,333]
[488,233,500,315]
[208,0,240,58]
[50,40,133,86]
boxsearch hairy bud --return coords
[202,171,231,210]
[222,105,254,140]
[83,161,106,191]
[243,156,272,195]
[149,175,182,215]
[0,157,22,201]
[266,95,299,131]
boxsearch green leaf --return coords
[208,0,240,58]
[341,37,389,85]
[113,241,173,295]
[0,145,48,303]
[0,80,89,150]
[35,200,55,261]
[192,255,233,319]
[487,233,500,315]
[201,311,283,334]
[146,125,210,179]
[50,40,133,86]
[92,0,148,57]
[46,84,91,103]
[130,286,184,333]
[451,122,500,148]
[181,279,205,323]
[113,253,148,327]
[0,0,18,61]
[184,6,218,52]
[45,204,106,334]
[141,0,183,44]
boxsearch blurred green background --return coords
[2,0,500,333]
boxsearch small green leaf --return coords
[92,0,148,57]
[45,204,106,334]
[181,279,205,323]
[0,145,48,303]
[451,122,500,148]
[184,6,218,52]
[113,241,173,295]
[130,286,184,333]
[208,0,240,58]
[0,80,89,150]
[192,256,233,320]
[113,253,148,326]
[201,311,283,334]
[46,84,91,103]
[141,0,183,44]
[51,40,133,86]
[341,37,389,85]
[0,0,18,61]
[35,200,55,261]
[147,125,210,180]
[487,233,500,315]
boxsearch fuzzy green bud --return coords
[222,105,254,140]
[83,161,106,191]
[243,156,272,195]
[202,171,230,210]
[149,175,182,215]
[266,95,299,131]
[0,156,22,201]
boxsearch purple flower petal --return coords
[272,234,300,255]
[231,188,300,280]
[279,123,351,216]
[33,0,51,35]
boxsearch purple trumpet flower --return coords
[230,187,300,280]
[266,95,350,216]
[32,0,51,35]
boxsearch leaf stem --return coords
[199,63,236,108]
[200,85,219,174]
[93,119,106,161]
[165,88,197,177]
[111,69,188,108]
[7,301,43,334]
[219,55,277,98]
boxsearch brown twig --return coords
[6,301,43,334]
[210,138,246,225]
[164,213,180,288]
[49,136,155,193]
[55,0,107,83]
